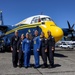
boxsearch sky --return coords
[0,0,75,28]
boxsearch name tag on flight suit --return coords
[15,38,17,41]
[27,40,29,43]
[21,42,22,44]
[34,41,36,44]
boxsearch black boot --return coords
[19,64,22,68]
[41,64,48,68]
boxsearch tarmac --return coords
[0,48,75,75]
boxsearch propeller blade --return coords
[67,21,71,29]
[72,24,75,28]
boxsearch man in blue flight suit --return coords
[22,33,31,68]
[47,30,55,68]
[17,34,25,68]
[11,30,20,68]
[33,30,41,68]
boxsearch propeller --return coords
[67,21,75,40]
[67,21,75,32]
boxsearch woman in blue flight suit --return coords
[33,30,41,68]
[22,33,31,68]
[17,34,25,68]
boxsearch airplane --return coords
[0,11,75,51]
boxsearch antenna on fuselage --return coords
[0,11,4,25]
[41,12,43,15]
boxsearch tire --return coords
[68,46,70,49]
[1,47,5,52]
[61,46,63,48]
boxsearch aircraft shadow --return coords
[30,50,68,58]
[56,48,75,51]
[54,53,68,58]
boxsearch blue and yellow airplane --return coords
[0,11,74,51]
[0,13,64,42]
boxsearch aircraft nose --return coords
[50,26,63,42]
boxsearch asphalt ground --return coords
[0,48,75,75]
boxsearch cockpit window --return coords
[31,17,52,24]
[41,17,52,21]
[31,17,40,24]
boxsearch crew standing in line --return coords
[11,30,20,68]
[33,30,40,68]
[17,34,25,68]
[22,33,31,68]
[40,32,48,68]
[47,30,55,68]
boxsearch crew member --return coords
[22,33,31,68]
[47,30,55,68]
[17,34,24,68]
[40,32,48,68]
[11,30,20,68]
[33,30,40,68]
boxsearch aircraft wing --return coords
[0,25,8,33]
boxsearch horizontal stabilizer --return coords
[0,25,8,32]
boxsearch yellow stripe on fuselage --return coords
[5,23,41,35]
[5,21,63,42]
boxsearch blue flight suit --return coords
[33,36,41,67]
[22,38,31,67]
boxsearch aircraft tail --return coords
[0,11,4,25]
